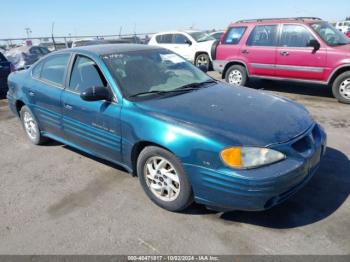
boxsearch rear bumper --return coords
[6,93,17,116]
[184,124,327,211]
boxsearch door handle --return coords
[241,49,249,54]
[280,51,289,56]
[28,91,35,97]
[64,104,73,110]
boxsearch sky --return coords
[0,0,349,39]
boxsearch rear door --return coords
[216,26,247,61]
[275,24,326,80]
[154,34,174,51]
[28,53,71,138]
[242,24,278,76]
[61,54,122,163]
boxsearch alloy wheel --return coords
[23,111,38,140]
[144,156,180,202]
[196,54,209,67]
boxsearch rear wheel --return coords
[137,146,193,212]
[20,106,48,145]
[225,65,248,86]
[332,71,350,104]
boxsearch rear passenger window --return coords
[68,56,106,93]
[32,61,44,78]
[224,27,246,44]
[280,25,315,47]
[246,25,278,46]
[40,54,70,85]
[156,34,173,44]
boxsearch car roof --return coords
[57,44,161,56]
[229,17,323,26]
[153,30,202,35]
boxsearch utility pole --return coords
[51,22,57,51]
[24,27,32,38]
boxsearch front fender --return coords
[120,101,225,171]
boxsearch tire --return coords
[225,65,248,86]
[20,105,48,145]
[137,146,193,212]
[195,53,211,72]
[332,71,350,104]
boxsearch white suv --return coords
[148,30,216,70]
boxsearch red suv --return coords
[213,17,350,104]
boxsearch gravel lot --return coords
[0,73,349,255]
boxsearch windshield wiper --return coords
[334,42,350,46]
[175,79,217,90]
[128,80,217,98]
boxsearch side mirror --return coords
[80,86,110,102]
[197,64,208,73]
[307,39,320,52]
[185,39,192,46]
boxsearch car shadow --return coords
[185,147,350,229]
[248,78,333,99]
[47,139,349,228]
[45,139,130,173]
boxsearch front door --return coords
[275,24,326,81]
[171,33,193,61]
[61,54,122,163]
[242,24,278,77]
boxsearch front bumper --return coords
[184,123,327,211]
[213,60,228,74]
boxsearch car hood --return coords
[135,83,314,146]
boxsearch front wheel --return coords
[225,65,248,86]
[137,146,193,212]
[195,53,210,72]
[332,71,350,104]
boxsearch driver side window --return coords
[68,55,107,94]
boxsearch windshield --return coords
[102,49,212,99]
[189,32,215,42]
[310,22,350,46]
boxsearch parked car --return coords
[0,52,12,97]
[335,21,350,33]
[5,46,50,71]
[209,31,224,40]
[213,17,350,104]
[346,28,350,38]
[7,44,326,212]
[39,42,68,51]
[149,30,216,71]
[71,38,140,48]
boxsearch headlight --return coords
[220,147,285,169]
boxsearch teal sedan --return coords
[7,44,326,212]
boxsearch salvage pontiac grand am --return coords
[7,44,326,212]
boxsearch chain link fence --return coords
[0,33,155,51]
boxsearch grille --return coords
[291,125,320,154]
